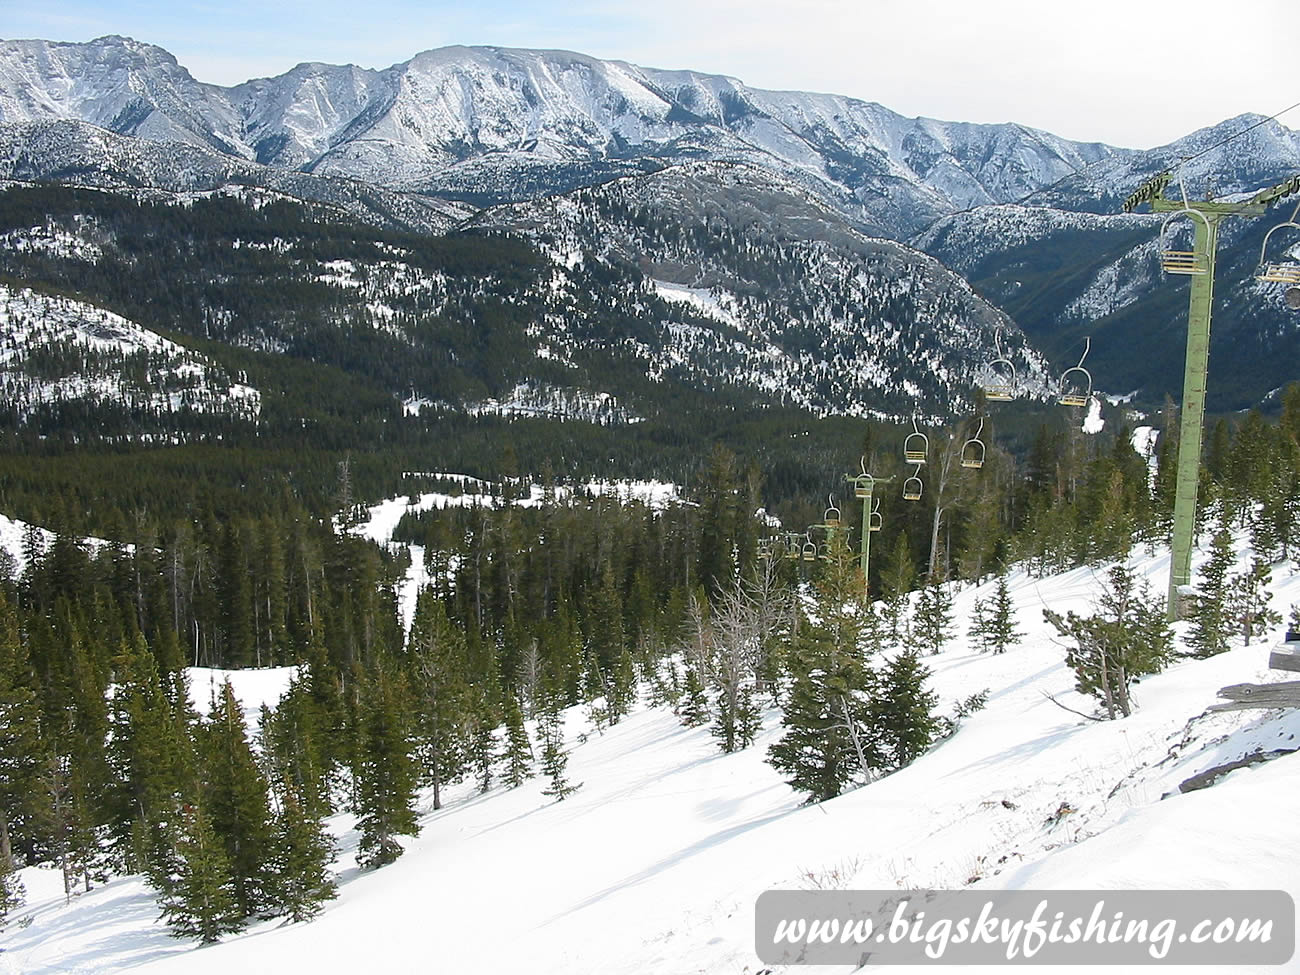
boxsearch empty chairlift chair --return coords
[981,331,1017,401]
[1159,177,1210,275]
[853,460,874,500]
[902,465,923,501]
[903,418,928,464]
[1257,200,1300,291]
[868,499,883,532]
[961,417,986,469]
[823,497,841,529]
[801,536,818,562]
[1057,337,1093,408]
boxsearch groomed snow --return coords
[6,527,1299,975]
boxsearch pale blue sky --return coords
[2,0,1294,149]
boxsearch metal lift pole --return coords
[844,472,892,593]
[1136,175,1293,620]
[1164,208,1219,621]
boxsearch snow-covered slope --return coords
[0,285,260,426]
[7,526,1299,975]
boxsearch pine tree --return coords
[910,573,954,656]
[502,691,533,788]
[607,646,638,724]
[678,660,710,728]
[107,635,195,876]
[1225,560,1283,646]
[0,842,23,928]
[0,590,43,875]
[1044,562,1172,719]
[881,531,914,643]
[157,804,244,943]
[201,680,277,920]
[872,649,939,770]
[407,591,468,811]
[984,571,1023,655]
[353,667,420,869]
[967,596,993,654]
[1187,523,1234,658]
[767,533,879,802]
[538,695,579,801]
[268,777,337,923]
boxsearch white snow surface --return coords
[1082,396,1105,434]
[7,529,1300,975]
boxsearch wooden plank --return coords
[1270,648,1300,673]
[1210,680,1300,711]
[1218,680,1300,699]
[1208,699,1300,712]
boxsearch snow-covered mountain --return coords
[0,166,1047,426]
[0,120,470,235]
[473,161,1051,416]
[0,36,1132,237]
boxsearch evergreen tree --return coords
[767,533,878,802]
[107,635,195,876]
[1044,562,1172,719]
[538,694,579,801]
[967,595,994,655]
[0,590,43,872]
[607,646,638,724]
[407,592,468,811]
[353,667,420,869]
[677,660,710,728]
[501,691,533,788]
[467,679,499,795]
[983,571,1023,655]
[0,842,23,928]
[201,680,277,919]
[1187,522,1234,658]
[910,573,954,656]
[157,804,244,943]
[881,531,914,642]
[872,649,939,770]
[1225,560,1283,646]
[268,777,337,923]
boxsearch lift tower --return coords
[1124,171,1300,619]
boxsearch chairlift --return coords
[801,538,818,562]
[981,330,1017,401]
[1057,337,1092,408]
[823,495,842,528]
[758,538,774,560]
[1158,178,1211,275]
[782,531,804,559]
[961,417,986,469]
[902,468,923,501]
[903,417,928,464]
[1256,199,1300,287]
[868,498,883,532]
[853,457,874,499]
